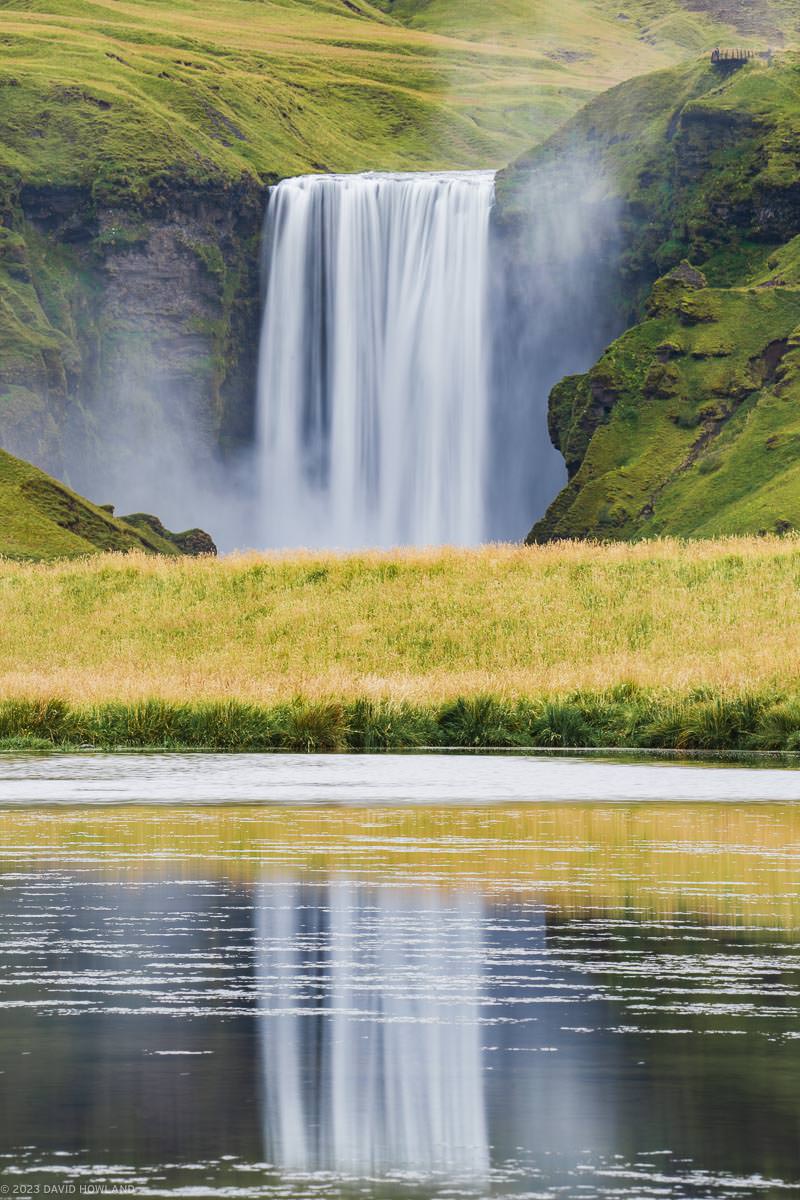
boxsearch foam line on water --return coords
[0,753,798,804]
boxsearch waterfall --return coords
[256,171,495,548]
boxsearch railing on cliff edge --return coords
[711,47,773,65]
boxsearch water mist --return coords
[62,160,621,552]
[488,158,623,540]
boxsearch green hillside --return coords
[1,0,793,198]
[4,0,787,512]
[499,51,800,542]
[1,0,799,556]
[0,446,213,559]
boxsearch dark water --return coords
[0,755,799,1197]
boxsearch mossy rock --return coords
[122,513,217,557]
[511,52,800,544]
[0,446,214,560]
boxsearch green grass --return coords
[0,0,793,201]
[1,689,800,752]
[0,445,207,558]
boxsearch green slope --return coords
[0,446,213,559]
[499,51,800,542]
[4,0,791,485]
[0,0,796,200]
[1,0,799,542]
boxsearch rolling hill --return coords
[0,0,796,198]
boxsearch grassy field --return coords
[1,537,800,750]
[0,0,788,197]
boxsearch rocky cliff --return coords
[1,180,263,494]
[495,52,800,541]
[4,0,800,552]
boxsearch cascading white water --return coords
[256,171,495,548]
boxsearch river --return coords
[0,753,799,1197]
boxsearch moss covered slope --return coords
[0,446,212,559]
[2,0,793,197]
[504,52,800,542]
[1,0,798,484]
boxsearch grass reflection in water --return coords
[1,801,799,926]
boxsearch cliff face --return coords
[495,53,800,541]
[5,1,800,552]
[0,179,263,498]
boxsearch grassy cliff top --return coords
[0,447,209,559]
[500,48,800,217]
[0,0,796,201]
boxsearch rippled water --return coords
[1,755,799,1198]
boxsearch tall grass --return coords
[1,539,800,750]
[0,689,798,752]
[1,539,799,706]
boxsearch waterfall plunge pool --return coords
[1,756,800,1196]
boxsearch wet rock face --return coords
[0,179,264,493]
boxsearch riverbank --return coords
[1,537,799,752]
[1,690,799,752]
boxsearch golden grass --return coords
[3,802,799,926]
[0,536,798,704]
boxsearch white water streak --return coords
[256,172,495,548]
[256,883,488,1177]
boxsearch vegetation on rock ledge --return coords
[498,52,800,542]
[0,447,214,559]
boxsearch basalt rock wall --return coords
[0,177,264,504]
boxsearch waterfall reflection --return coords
[256,881,488,1178]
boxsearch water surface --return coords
[0,751,798,804]
[0,756,799,1197]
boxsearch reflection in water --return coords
[1,797,800,1197]
[257,882,488,1176]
